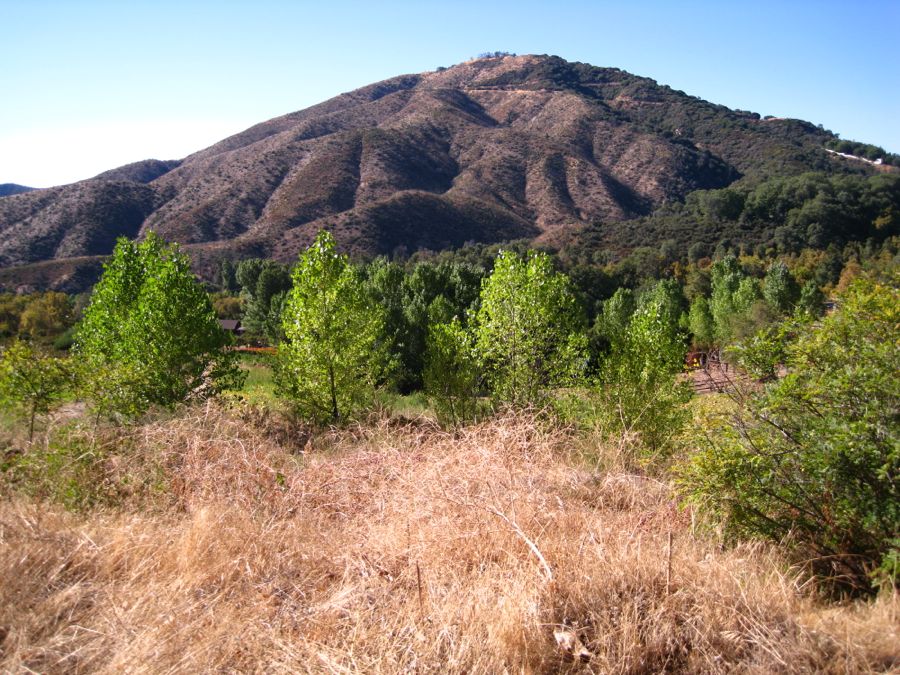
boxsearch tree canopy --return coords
[75,233,243,417]
[276,231,386,423]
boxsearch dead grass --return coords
[1,403,897,673]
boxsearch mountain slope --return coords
[0,54,874,286]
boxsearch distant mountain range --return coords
[0,54,888,290]
[0,184,35,197]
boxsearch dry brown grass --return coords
[1,403,897,673]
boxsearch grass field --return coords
[1,403,896,673]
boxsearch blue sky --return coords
[2,0,898,187]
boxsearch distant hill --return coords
[0,54,889,289]
[0,184,36,197]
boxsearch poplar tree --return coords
[275,231,386,423]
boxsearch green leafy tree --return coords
[474,250,588,407]
[75,233,243,418]
[0,340,72,440]
[595,287,636,347]
[709,255,744,343]
[762,261,800,314]
[687,296,715,349]
[424,316,481,427]
[796,279,826,319]
[364,259,483,393]
[237,259,292,344]
[596,280,692,459]
[680,278,899,592]
[275,231,386,424]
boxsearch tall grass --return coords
[1,404,897,672]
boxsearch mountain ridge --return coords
[0,54,885,289]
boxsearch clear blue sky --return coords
[2,0,898,187]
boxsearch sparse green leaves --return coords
[0,340,73,440]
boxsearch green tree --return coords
[275,231,386,424]
[424,316,481,427]
[762,261,800,314]
[0,340,72,440]
[680,278,899,592]
[75,233,243,418]
[474,250,587,407]
[688,296,715,349]
[709,255,744,343]
[596,280,692,459]
[796,280,826,319]
[595,287,636,347]
[237,259,292,344]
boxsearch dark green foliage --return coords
[680,278,899,593]
[236,259,292,344]
[75,233,243,418]
[826,138,899,165]
[569,172,900,263]
[217,259,240,293]
[363,258,483,392]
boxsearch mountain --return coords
[0,184,36,197]
[0,54,882,289]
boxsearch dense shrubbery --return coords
[567,172,900,263]
[826,138,899,165]
[680,278,899,592]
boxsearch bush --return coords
[679,278,899,593]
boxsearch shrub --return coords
[679,277,899,593]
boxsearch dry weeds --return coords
[1,403,897,673]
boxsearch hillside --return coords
[0,54,879,288]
